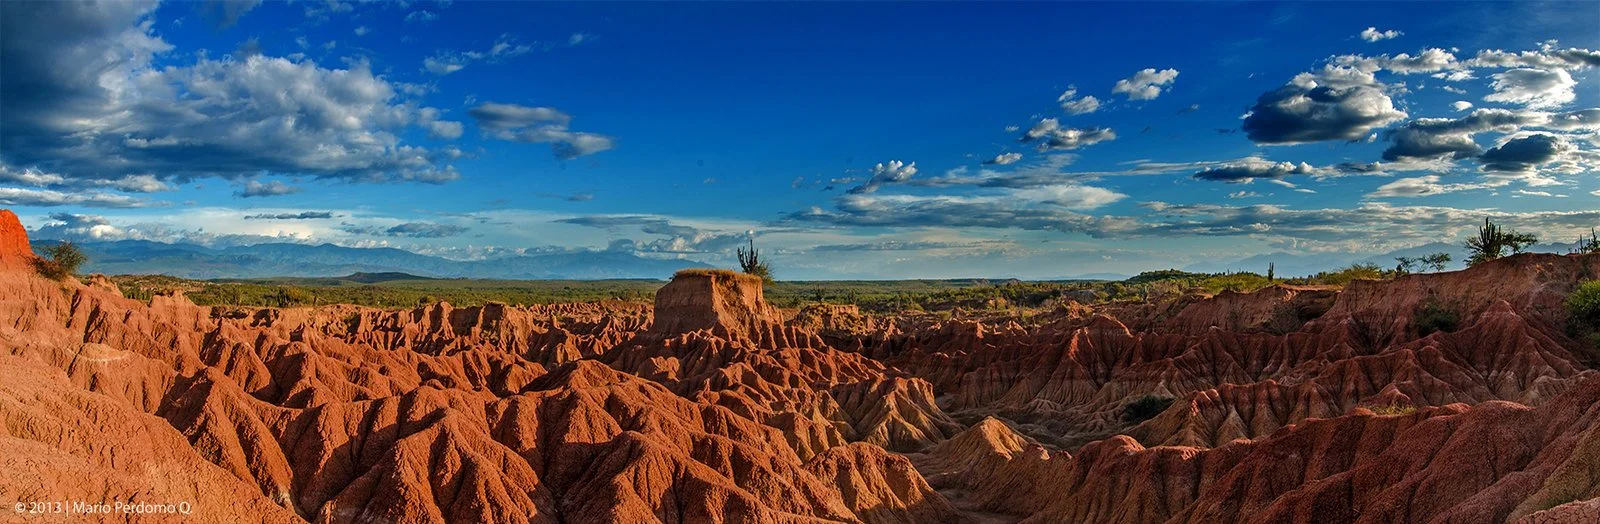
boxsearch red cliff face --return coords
[0,209,34,272]
[0,209,1596,523]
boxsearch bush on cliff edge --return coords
[34,241,86,281]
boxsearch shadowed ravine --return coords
[2,208,1598,523]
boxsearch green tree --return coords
[1396,252,1453,274]
[34,242,88,280]
[1465,218,1537,266]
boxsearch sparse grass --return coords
[1366,405,1417,416]
[1291,263,1391,286]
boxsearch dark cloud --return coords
[201,0,263,28]
[467,102,614,160]
[1241,79,1406,144]
[1479,134,1565,172]
[235,180,302,198]
[339,222,468,238]
[243,211,336,220]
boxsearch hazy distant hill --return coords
[51,240,700,280]
[1186,241,1585,277]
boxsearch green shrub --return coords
[1415,300,1459,336]
[1568,281,1600,329]
[1122,395,1176,423]
[1301,263,1390,286]
[34,242,87,280]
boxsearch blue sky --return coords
[2,0,1598,279]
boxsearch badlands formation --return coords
[1,208,1599,523]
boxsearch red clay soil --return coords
[0,208,1596,523]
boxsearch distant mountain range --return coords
[49,239,701,280]
[1184,241,1587,277]
[39,238,1592,281]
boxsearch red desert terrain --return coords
[1,207,1598,524]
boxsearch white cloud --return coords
[984,153,1023,165]
[418,107,464,140]
[422,35,534,75]
[1485,68,1576,109]
[1057,86,1101,115]
[1020,118,1116,151]
[1359,27,1403,42]
[1367,175,1493,198]
[0,187,154,208]
[848,160,918,194]
[0,2,458,186]
[1452,101,1474,111]
[1112,68,1179,100]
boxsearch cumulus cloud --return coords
[243,211,336,220]
[418,107,464,140]
[0,2,460,186]
[983,153,1023,165]
[1467,47,1600,70]
[1057,86,1101,115]
[468,102,615,160]
[404,10,438,23]
[1333,48,1459,74]
[1359,27,1402,42]
[339,222,468,238]
[1019,119,1116,151]
[1452,101,1474,111]
[1380,109,1536,161]
[1112,68,1179,100]
[1478,133,1570,172]
[1485,68,1576,109]
[848,160,918,194]
[235,180,302,198]
[1192,157,1335,183]
[1241,67,1407,144]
